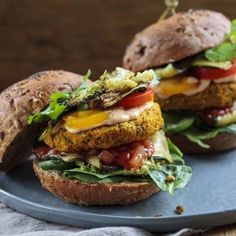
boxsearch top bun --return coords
[123,10,231,72]
[0,70,83,171]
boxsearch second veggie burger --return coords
[28,68,191,205]
[124,10,236,153]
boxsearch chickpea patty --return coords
[156,82,236,111]
[44,103,163,152]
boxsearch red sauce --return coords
[197,107,232,125]
[34,139,155,170]
[100,139,154,170]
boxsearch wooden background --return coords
[0,0,235,91]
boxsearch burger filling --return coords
[34,131,191,195]
[155,19,236,148]
[28,67,191,195]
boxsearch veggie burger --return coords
[123,10,236,153]
[28,68,191,205]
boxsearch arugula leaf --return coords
[148,165,192,195]
[27,92,69,124]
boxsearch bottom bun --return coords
[168,133,236,154]
[33,160,160,206]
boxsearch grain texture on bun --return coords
[33,160,160,205]
[168,133,236,154]
[0,70,83,171]
[123,10,231,72]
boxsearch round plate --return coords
[1,152,236,232]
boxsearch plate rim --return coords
[1,187,236,222]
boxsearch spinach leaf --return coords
[64,172,148,183]
[164,111,236,148]
[167,139,183,161]
[40,159,74,171]
[163,112,195,133]
[148,165,192,195]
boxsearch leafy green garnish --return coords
[40,159,74,171]
[227,19,236,43]
[205,19,236,62]
[27,71,90,125]
[148,165,192,195]
[163,112,195,133]
[28,67,158,125]
[27,92,70,124]
[205,43,236,62]
[164,112,236,148]
[167,138,183,158]
[64,172,149,184]
[39,137,190,195]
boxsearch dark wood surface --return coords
[0,0,235,91]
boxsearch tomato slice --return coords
[116,88,154,108]
[192,60,236,80]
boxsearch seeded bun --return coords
[168,133,236,154]
[123,10,231,72]
[0,71,83,171]
[33,160,160,206]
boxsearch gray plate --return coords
[0,151,236,233]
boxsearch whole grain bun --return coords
[168,133,236,154]
[0,71,83,171]
[33,160,160,205]
[123,10,231,72]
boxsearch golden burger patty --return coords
[44,103,163,152]
[156,82,236,111]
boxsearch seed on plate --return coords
[175,205,185,215]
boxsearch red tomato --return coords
[34,146,52,157]
[115,139,154,170]
[197,107,232,125]
[99,150,115,165]
[116,88,154,108]
[116,151,132,170]
[192,60,236,80]
[129,145,147,170]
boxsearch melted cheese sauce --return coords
[155,74,236,99]
[65,101,154,134]
[213,74,236,83]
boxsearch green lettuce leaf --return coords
[204,19,236,62]
[164,112,236,148]
[205,43,236,62]
[163,112,195,133]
